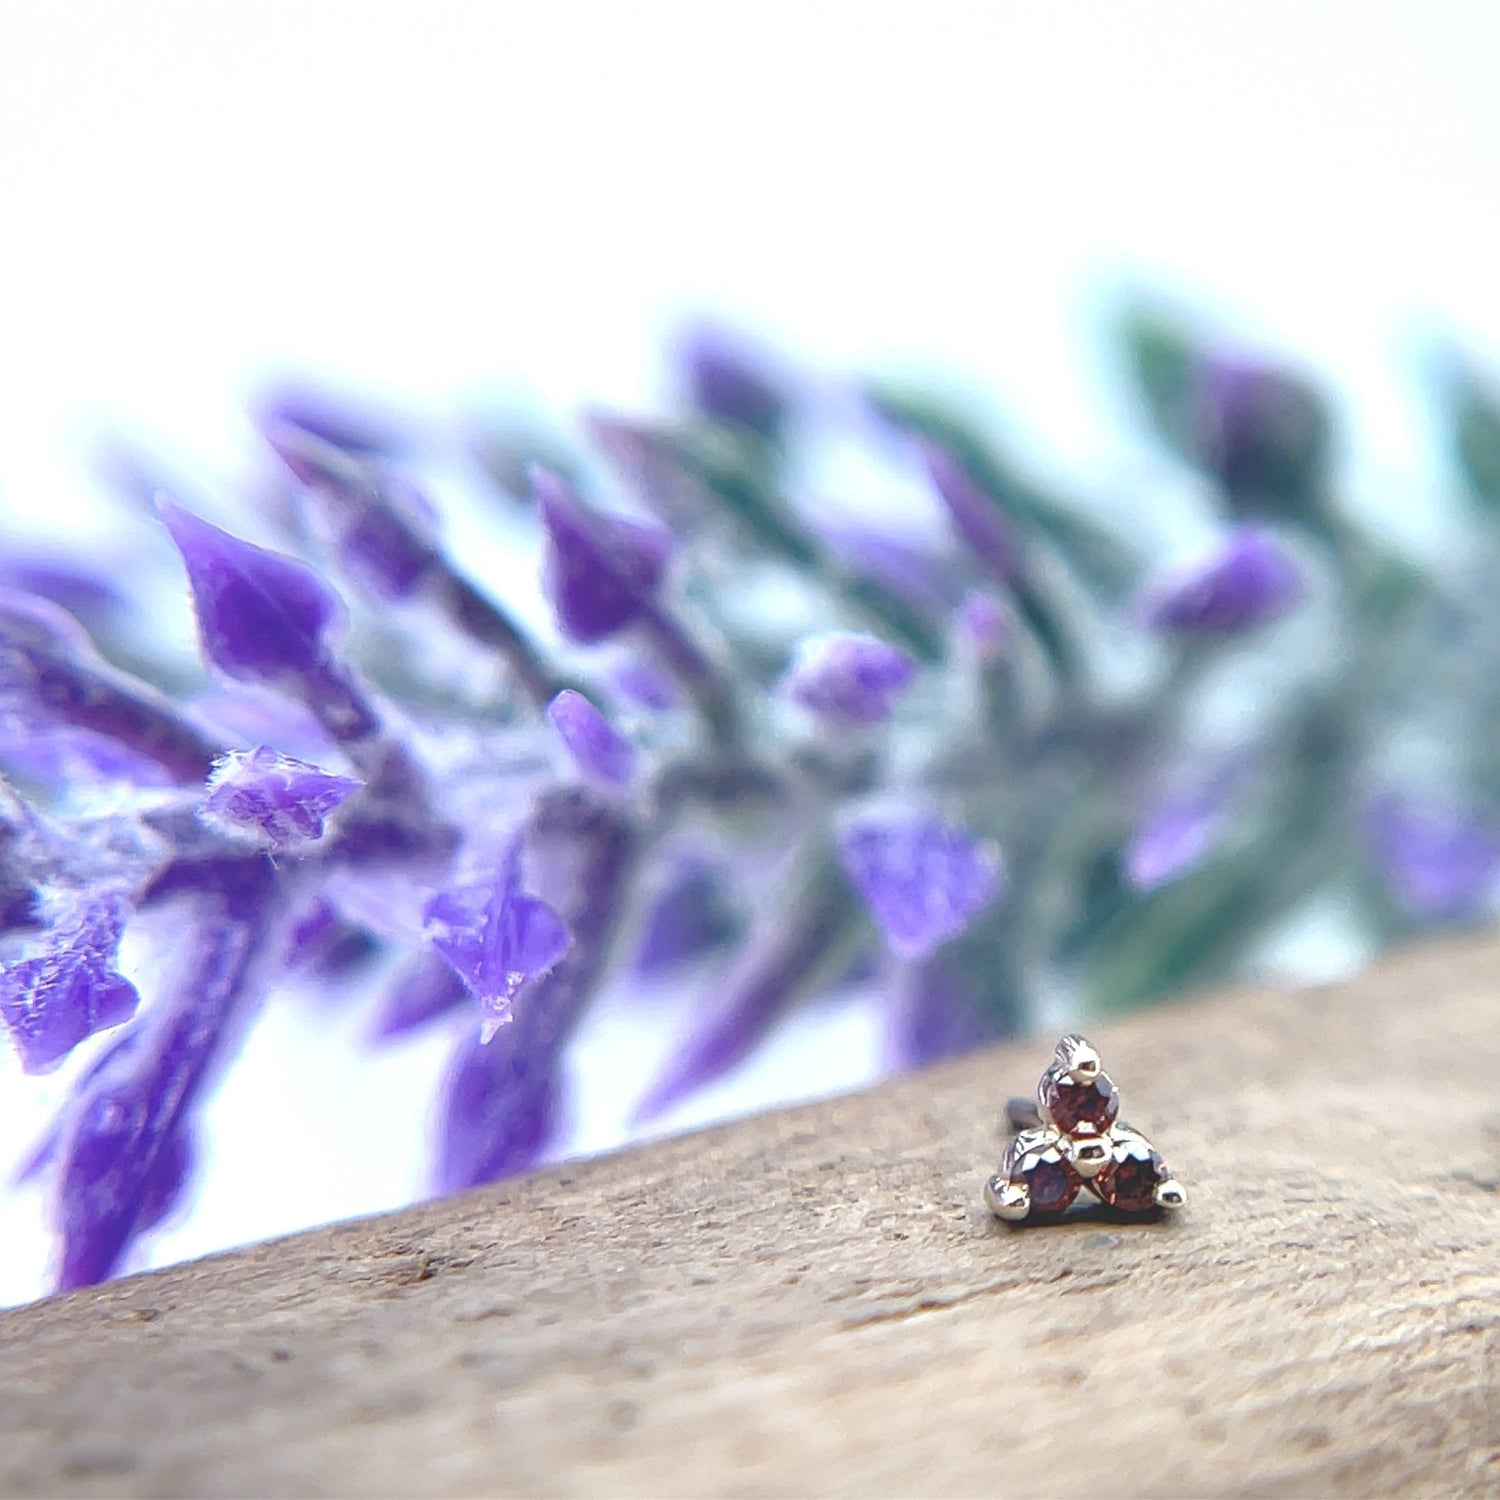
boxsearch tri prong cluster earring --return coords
[984,1034,1186,1223]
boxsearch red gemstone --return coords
[1002,1130,1081,1215]
[1091,1133,1166,1212]
[1039,1064,1118,1136]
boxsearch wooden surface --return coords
[2,936,1499,1498]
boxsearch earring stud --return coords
[984,1034,1186,1222]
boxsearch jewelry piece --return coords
[984,1033,1186,1222]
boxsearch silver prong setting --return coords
[985,1175,1031,1222]
[1154,1179,1187,1211]
[1055,1033,1101,1083]
[1064,1134,1110,1179]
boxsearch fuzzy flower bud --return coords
[676,325,788,439]
[533,467,672,645]
[920,441,1026,586]
[159,500,347,684]
[781,631,915,725]
[545,690,636,788]
[1141,526,1303,635]
[199,746,362,851]
[1193,353,1330,504]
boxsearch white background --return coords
[3,2,1500,1304]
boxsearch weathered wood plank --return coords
[2,934,1499,1497]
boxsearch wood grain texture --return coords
[2,934,1499,1498]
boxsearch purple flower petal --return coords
[254,382,409,461]
[263,421,440,601]
[632,856,740,976]
[282,898,378,978]
[920,441,1026,586]
[611,654,681,711]
[1125,805,1218,892]
[633,865,852,1122]
[367,952,469,1043]
[953,590,1012,662]
[545,690,636,788]
[0,897,140,1074]
[159,500,347,683]
[424,840,571,1040]
[1367,794,1500,921]
[1141,526,1304,635]
[837,810,1003,960]
[436,790,636,1189]
[1192,353,1328,497]
[781,631,916,725]
[0,588,218,783]
[199,745,362,851]
[815,521,959,616]
[435,1026,563,1193]
[675,324,788,437]
[532,467,672,644]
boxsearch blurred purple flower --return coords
[424,839,571,1041]
[781,631,915,725]
[367,952,469,1043]
[1141,526,1303,635]
[283,898,377,978]
[437,790,636,1188]
[920,441,1026,586]
[1123,767,1244,893]
[1193,353,1328,499]
[546,690,636,788]
[815,521,958,617]
[1367,794,1500,922]
[0,588,218,784]
[889,955,1000,1070]
[254,382,409,461]
[954,589,1012,662]
[533,467,672,645]
[676,325,787,438]
[634,864,853,1123]
[837,810,1003,959]
[436,1026,563,1193]
[632,855,740,977]
[0,897,139,1074]
[54,912,263,1290]
[0,557,125,622]
[199,745,362,851]
[611,654,680,711]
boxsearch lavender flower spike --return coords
[837,809,1004,959]
[199,745,362,851]
[1141,525,1303,635]
[546,689,637,787]
[0,896,139,1074]
[781,631,916,725]
[424,839,571,1041]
